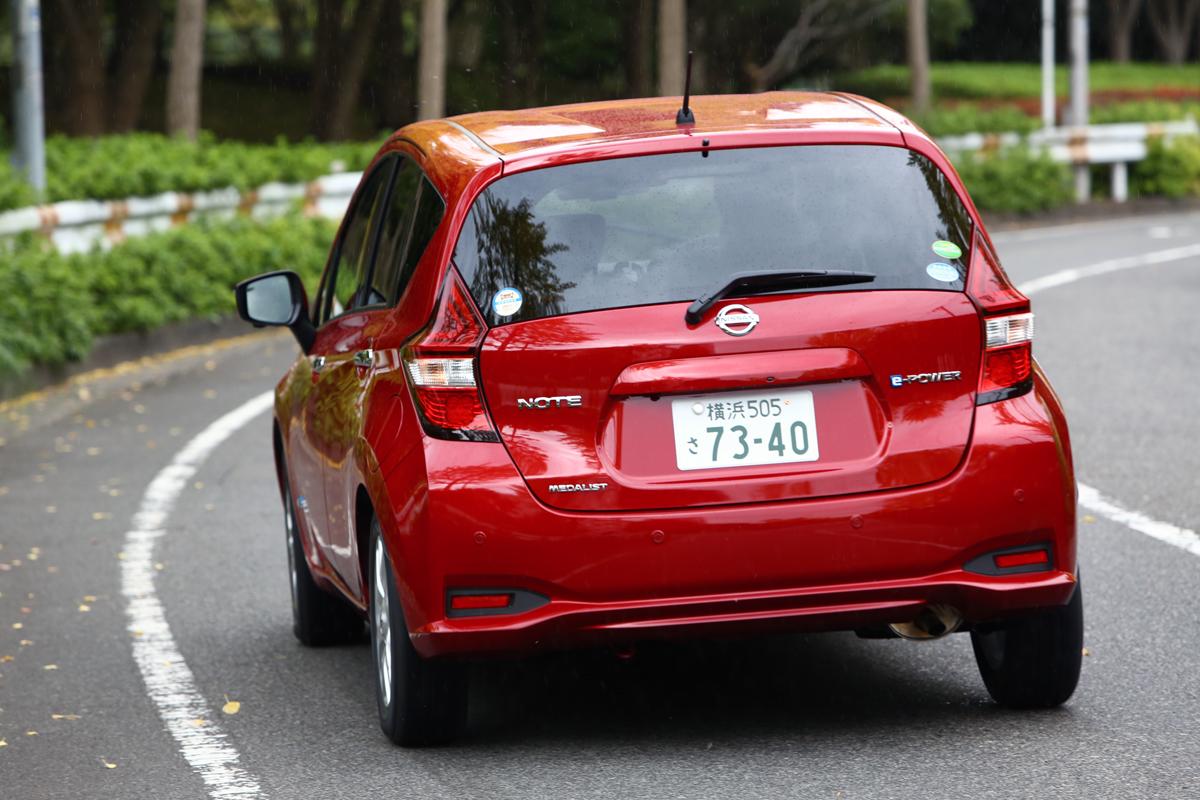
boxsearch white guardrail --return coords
[939,119,1199,203]
[0,171,362,254]
[1,118,1197,253]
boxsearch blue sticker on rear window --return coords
[926,262,959,283]
[492,287,523,317]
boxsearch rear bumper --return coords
[415,570,1076,657]
[379,371,1076,659]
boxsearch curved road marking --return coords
[1018,242,1200,558]
[1076,485,1200,556]
[122,391,273,800]
[1018,242,1200,296]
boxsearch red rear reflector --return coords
[449,593,513,610]
[981,343,1032,393]
[994,549,1049,569]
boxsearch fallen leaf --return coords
[43,664,57,670]
[0,739,6,747]
[192,718,206,727]
[25,731,37,736]
[20,607,31,614]
[12,623,23,630]
[0,655,12,662]
[145,440,156,449]
[116,552,126,560]
[85,447,101,456]
[83,595,97,603]
[154,563,165,571]
[19,640,32,647]
[131,630,143,638]
[85,419,96,429]
[51,713,80,721]
[1082,647,1091,656]
[102,759,117,769]
[44,505,55,513]
[1082,514,1096,523]
[133,404,146,414]
[46,566,59,574]
[78,605,91,613]
[193,481,205,490]
[203,390,217,399]
[222,697,241,715]
[92,512,111,521]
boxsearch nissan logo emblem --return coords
[714,304,759,336]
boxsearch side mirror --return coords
[235,270,316,353]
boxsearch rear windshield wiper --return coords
[685,269,876,324]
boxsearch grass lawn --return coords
[828,61,1200,102]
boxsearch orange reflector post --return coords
[993,549,1049,570]
[450,593,513,611]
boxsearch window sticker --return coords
[926,262,960,283]
[492,287,523,317]
[931,240,962,260]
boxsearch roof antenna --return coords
[675,50,696,125]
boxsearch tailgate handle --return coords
[610,348,869,397]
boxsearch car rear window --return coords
[453,144,973,326]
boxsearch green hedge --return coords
[1132,136,1200,199]
[954,147,1074,214]
[836,62,1200,101]
[915,100,1200,137]
[0,132,379,211]
[0,213,334,381]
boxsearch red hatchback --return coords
[236,92,1081,746]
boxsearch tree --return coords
[111,0,166,131]
[658,0,687,96]
[1107,0,1144,63]
[746,0,894,92]
[272,0,303,63]
[311,0,387,139]
[167,0,208,140]
[623,0,654,97]
[52,0,107,136]
[907,0,931,114]
[418,0,446,119]
[1146,0,1200,64]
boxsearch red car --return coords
[236,92,1081,746]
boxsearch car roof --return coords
[395,92,926,181]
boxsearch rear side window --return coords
[369,166,446,308]
[316,158,394,324]
[453,145,973,326]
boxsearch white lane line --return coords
[992,213,1192,244]
[1017,242,1200,296]
[122,391,274,800]
[1017,242,1200,559]
[1077,484,1200,557]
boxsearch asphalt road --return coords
[1,210,1198,799]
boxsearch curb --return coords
[0,319,287,443]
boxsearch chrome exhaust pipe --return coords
[889,605,963,640]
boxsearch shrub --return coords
[1132,136,1200,199]
[953,147,1073,214]
[0,213,334,382]
[914,104,1039,136]
[0,132,380,211]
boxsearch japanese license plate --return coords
[670,388,820,471]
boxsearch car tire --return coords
[369,519,468,747]
[970,580,1083,709]
[282,474,362,646]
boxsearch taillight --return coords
[403,269,499,441]
[967,234,1034,405]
